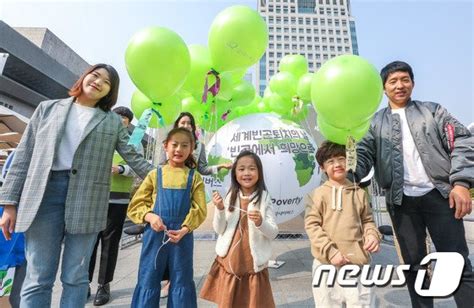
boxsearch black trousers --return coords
[89,203,128,285]
[389,189,474,308]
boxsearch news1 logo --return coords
[312,252,464,297]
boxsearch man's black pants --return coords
[389,189,474,308]
[88,203,128,285]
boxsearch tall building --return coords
[0,21,90,118]
[256,0,359,95]
[0,21,90,166]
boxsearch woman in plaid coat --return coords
[0,63,153,307]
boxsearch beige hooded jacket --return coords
[304,180,380,265]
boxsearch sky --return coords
[0,0,472,125]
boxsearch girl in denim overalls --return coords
[127,127,207,308]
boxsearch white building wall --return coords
[257,0,358,95]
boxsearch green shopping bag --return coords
[0,267,15,296]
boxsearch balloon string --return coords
[200,70,221,174]
[202,73,209,103]
[213,97,218,160]
[221,110,231,121]
[291,96,303,116]
[150,105,165,128]
[304,104,318,143]
[201,69,221,103]
[128,108,153,148]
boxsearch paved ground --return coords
[51,204,474,307]
[50,235,473,307]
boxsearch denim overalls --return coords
[132,167,197,308]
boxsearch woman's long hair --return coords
[228,150,267,212]
[173,112,198,149]
[164,127,197,169]
[68,63,120,111]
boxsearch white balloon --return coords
[203,113,321,224]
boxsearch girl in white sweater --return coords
[200,150,278,308]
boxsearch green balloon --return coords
[256,99,269,113]
[208,6,268,72]
[182,45,212,95]
[240,95,264,117]
[227,106,243,121]
[204,69,247,103]
[176,89,193,100]
[297,73,314,102]
[130,90,157,128]
[267,92,293,115]
[131,90,182,128]
[311,55,383,129]
[279,54,309,79]
[230,95,268,120]
[181,96,206,125]
[214,72,234,101]
[245,103,260,115]
[263,87,273,99]
[156,95,182,126]
[249,95,265,111]
[231,79,256,107]
[130,89,153,121]
[228,68,247,85]
[262,95,270,106]
[204,98,232,132]
[125,27,190,102]
[269,72,298,99]
[215,97,231,110]
[317,116,371,145]
[202,72,235,102]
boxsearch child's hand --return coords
[144,213,166,232]
[218,162,233,170]
[212,191,224,210]
[363,234,380,253]
[111,165,120,174]
[168,227,190,243]
[248,210,262,227]
[330,251,350,266]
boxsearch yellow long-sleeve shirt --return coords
[127,165,207,232]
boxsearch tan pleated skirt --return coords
[200,206,275,308]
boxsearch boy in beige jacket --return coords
[305,141,380,307]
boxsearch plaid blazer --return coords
[0,97,154,234]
